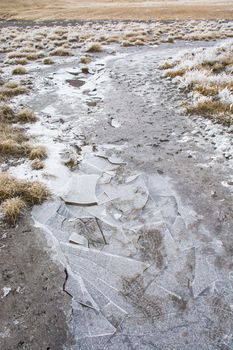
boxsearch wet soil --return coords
[0,211,73,350]
[1,36,233,349]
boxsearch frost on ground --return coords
[160,39,233,126]
[0,20,233,350]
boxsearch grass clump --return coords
[0,172,50,224]
[12,66,27,75]
[7,52,26,59]
[43,57,54,65]
[1,197,26,224]
[64,158,79,170]
[164,69,186,78]
[0,105,36,124]
[86,42,102,53]
[26,52,41,61]
[17,108,37,123]
[14,58,28,65]
[0,83,27,101]
[186,100,232,126]
[0,104,15,123]
[24,181,49,205]
[81,67,89,74]
[0,139,31,158]
[29,146,47,160]
[31,159,44,170]
[159,61,177,70]
[80,56,91,64]
[50,48,70,56]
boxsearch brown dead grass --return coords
[1,197,26,224]
[31,159,44,170]
[80,56,91,64]
[0,105,37,124]
[164,69,186,78]
[194,84,221,97]
[0,139,31,158]
[186,100,232,126]
[86,42,102,53]
[49,48,71,56]
[29,146,47,160]
[43,57,54,65]
[0,83,27,101]
[17,108,37,123]
[0,1,232,20]
[12,66,27,75]
[0,172,50,223]
[159,61,178,70]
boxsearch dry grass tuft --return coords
[159,61,178,70]
[0,83,27,100]
[31,159,44,170]
[50,48,70,56]
[80,56,91,64]
[81,67,89,74]
[194,84,220,96]
[0,104,15,123]
[1,197,26,224]
[64,158,79,170]
[86,42,102,53]
[0,172,50,224]
[4,81,19,89]
[0,105,36,124]
[0,139,31,157]
[17,108,37,123]
[0,173,22,200]
[164,68,186,78]
[43,57,54,65]
[12,66,27,75]
[7,51,26,59]
[15,58,28,65]
[29,146,47,160]
[24,181,50,205]
[26,52,41,60]
[186,100,232,126]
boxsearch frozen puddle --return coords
[7,43,233,349]
[32,145,224,350]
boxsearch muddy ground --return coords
[1,25,233,350]
[0,211,73,350]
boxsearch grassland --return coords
[0,0,233,21]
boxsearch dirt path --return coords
[2,40,233,349]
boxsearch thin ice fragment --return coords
[62,174,100,205]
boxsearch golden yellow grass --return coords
[1,197,26,224]
[31,159,44,170]
[29,146,48,160]
[17,108,37,123]
[186,100,232,126]
[0,0,233,20]
[12,66,27,75]
[0,173,50,223]
[86,42,102,53]
[80,56,91,64]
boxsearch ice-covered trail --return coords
[12,41,233,349]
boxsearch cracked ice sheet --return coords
[61,243,149,278]
[72,301,116,350]
[192,249,218,298]
[62,174,100,205]
[80,153,119,175]
[66,268,99,310]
